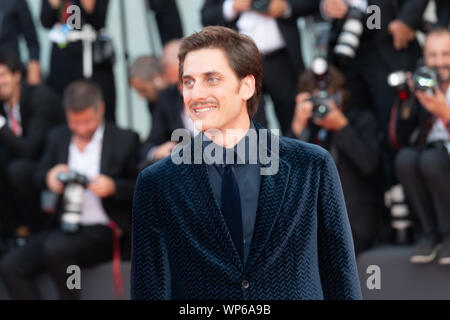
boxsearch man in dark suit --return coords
[129,55,168,116]
[131,26,361,300]
[139,84,189,169]
[201,0,320,134]
[393,28,450,265]
[323,0,429,186]
[0,51,62,249]
[289,65,382,256]
[0,80,139,299]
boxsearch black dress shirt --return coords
[203,121,261,264]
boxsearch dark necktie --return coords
[220,164,244,262]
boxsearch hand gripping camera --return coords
[308,57,343,118]
[57,171,90,233]
[387,66,439,100]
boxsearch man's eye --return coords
[184,79,194,87]
[208,77,219,84]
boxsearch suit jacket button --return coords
[242,280,250,290]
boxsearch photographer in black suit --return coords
[323,0,428,189]
[0,51,62,251]
[393,28,450,265]
[289,62,382,255]
[324,0,428,135]
[201,0,320,134]
[0,80,139,299]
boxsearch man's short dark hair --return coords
[178,26,262,118]
[63,80,104,112]
[0,51,22,74]
[428,26,450,38]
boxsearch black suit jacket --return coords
[140,85,184,161]
[0,84,63,161]
[34,122,140,236]
[288,108,382,241]
[148,0,183,45]
[435,0,450,28]
[392,97,436,149]
[328,0,428,71]
[0,0,40,61]
[201,0,320,76]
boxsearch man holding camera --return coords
[0,80,139,299]
[323,0,428,132]
[201,0,320,134]
[393,28,450,265]
[290,63,382,255]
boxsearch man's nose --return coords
[191,82,208,101]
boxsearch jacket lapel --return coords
[245,131,291,272]
[179,134,244,271]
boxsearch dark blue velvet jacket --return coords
[131,125,362,300]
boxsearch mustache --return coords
[189,100,218,109]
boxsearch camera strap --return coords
[107,220,124,298]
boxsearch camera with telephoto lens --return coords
[387,66,439,100]
[308,57,343,119]
[333,6,365,62]
[57,171,90,233]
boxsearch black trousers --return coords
[0,225,113,300]
[395,146,450,236]
[0,158,46,239]
[261,48,297,135]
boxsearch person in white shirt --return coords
[0,80,140,299]
[394,28,450,266]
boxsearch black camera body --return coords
[310,90,332,119]
[387,66,439,101]
[57,171,90,233]
[412,66,438,96]
[251,0,270,12]
[307,57,343,119]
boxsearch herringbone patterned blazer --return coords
[131,124,362,300]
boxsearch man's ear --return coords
[98,102,106,117]
[240,75,256,101]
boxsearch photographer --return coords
[322,0,428,187]
[0,51,62,253]
[323,0,428,133]
[0,80,139,299]
[393,28,450,265]
[290,63,382,255]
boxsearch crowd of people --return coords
[0,0,449,299]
